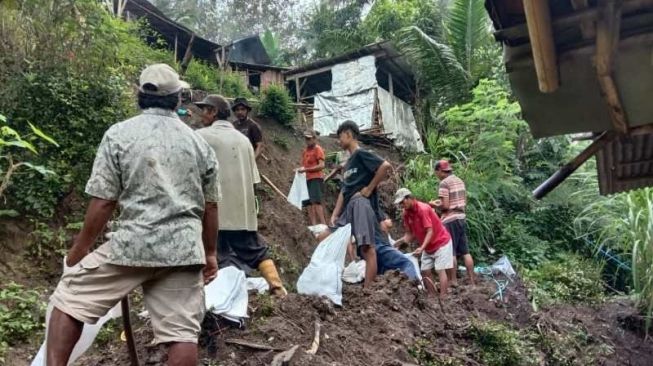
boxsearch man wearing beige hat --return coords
[46,64,221,366]
[195,94,288,297]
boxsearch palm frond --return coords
[446,0,490,74]
[397,25,469,106]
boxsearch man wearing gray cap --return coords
[46,64,221,366]
[195,94,288,297]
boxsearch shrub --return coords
[184,60,252,98]
[0,283,47,363]
[468,321,540,366]
[259,84,295,126]
[524,255,604,307]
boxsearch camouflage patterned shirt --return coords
[85,108,221,267]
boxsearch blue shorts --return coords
[375,240,418,280]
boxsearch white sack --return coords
[403,253,423,281]
[246,277,270,294]
[32,258,122,366]
[307,224,329,237]
[297,224,351,305]
[205,266,249,319]
[342,260,366,284]
[287,172,309,210]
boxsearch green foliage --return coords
[272,135,291,150]
[1,113,58,200]
[524,255,604,307]
[261,30,284,66]
[260,85,295,126]
[468,321,540,366]
[0,283,47,362]
[409,338,463,366]
[0,0,179,217]
[533,319,614,365]
[446,0,492,76]
[29,221,71,259]
[184,60,253,98]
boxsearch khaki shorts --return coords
[420,241,454,271]
[50,244,205,344]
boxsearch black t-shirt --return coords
[341,149,384,219]
[233,118,263,147]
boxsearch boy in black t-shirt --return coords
[330,121,392,288]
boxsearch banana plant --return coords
[0,114,58,207]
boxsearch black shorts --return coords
[444,219,469,257]
[303,178,324,206]
[217,230,269,270]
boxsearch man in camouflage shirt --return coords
[46,64,221,366]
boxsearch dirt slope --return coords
[2,116,652,365]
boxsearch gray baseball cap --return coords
[393,188,413,204]
[139,64,190,96]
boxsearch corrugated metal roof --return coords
[596,133,653,195]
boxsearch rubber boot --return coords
[258,259,288,297]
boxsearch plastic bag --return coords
[246,277,270,294]
[297,224,351,305]
[205,266,249,320]
[287,172,309,210]
[491,255,516,278]
[32,258,122,366]
[342,260,366,283]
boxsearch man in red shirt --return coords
[394,188,453,298]
[298,130,327,225]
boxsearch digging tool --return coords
[261,174,287,200]
[121,296,140,366]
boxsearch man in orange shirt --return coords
[298,130,327,225]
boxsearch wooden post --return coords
[533,132,613,199]
[295,78,301,126]
[388,73,394,96]
[523,0,559,93]
[174,34,178,62]
[596,0,629,134]
[180,34,196,74]
[571,0,596,39]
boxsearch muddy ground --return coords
[2,116,652,365]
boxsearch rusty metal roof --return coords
[596,134,653,195]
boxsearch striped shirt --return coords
[438,174,466,223]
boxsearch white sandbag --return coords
[307,224,329,237]
[204,266,249,319]
[287,171,309,210]
[342,260,366,283]
[32,258,124,366]
[297,224,351,305]
[403,253,423,281]
[246,277,270,294]
[491,255,516,278]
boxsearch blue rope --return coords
[476,267,509,301]
[583,238,631,272]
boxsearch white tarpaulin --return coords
[377,87,424,152]
[330,55,377,95]
[311,55,423,152]
[313,89,376,136]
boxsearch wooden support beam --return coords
[294,78,301,103]
[495,0,653,41]
[533,132,614,199]
[596,0,629,134]
[285,65,333,80]
[571,0,597,39]
[180,34,195,74]
[523,0,559,93]
[388,73,394,96]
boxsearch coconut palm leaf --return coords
[397,25,469,105]
[446,0,490,74]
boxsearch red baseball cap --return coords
[434,159,452,172]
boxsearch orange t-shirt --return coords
[302,145,326,180]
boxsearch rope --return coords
[476,267,509,302]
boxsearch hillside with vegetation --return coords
[0,1,651,365]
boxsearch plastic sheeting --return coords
[313,89,376,136]
[311,55,423,152]
[377,87,424,152]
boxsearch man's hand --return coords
[359,186,372,198]
[203,255,218,284]
[330,214,338,227]
[296,167,306,173]
[429,199,442,208]
[413,247,424,257]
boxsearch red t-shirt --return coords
[403,201,451,254]
[302,145,326,180]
